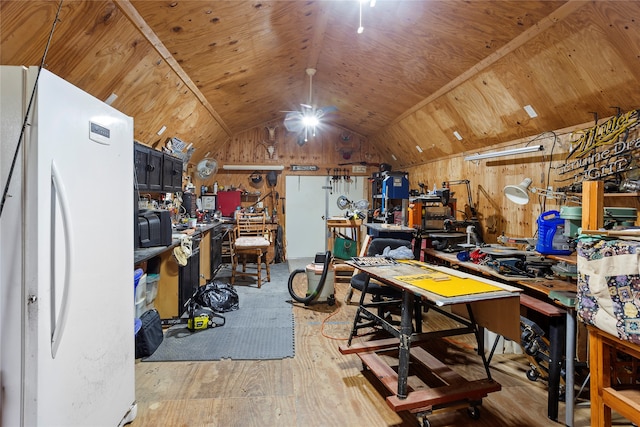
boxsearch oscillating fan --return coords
[196,157,218,180]
[283,68,337,143]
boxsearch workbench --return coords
[339,259,521,425]
[423,247,576,423]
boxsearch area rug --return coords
[143,262,295,361]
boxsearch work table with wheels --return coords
[339,259,521,426]
[423,247,578,424]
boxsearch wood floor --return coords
[131,267,598,427]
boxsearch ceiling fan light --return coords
[302,115,319,127]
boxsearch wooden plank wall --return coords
[201,117,640,245]
[405,122,640,243]
[192,122,381,231]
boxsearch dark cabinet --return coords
[178,238,200,314]
[162,154,183,193]
[134,142,183,193]
[210,226,227,276]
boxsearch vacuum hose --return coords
[288,251,332,305]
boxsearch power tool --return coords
[182,299,226,331]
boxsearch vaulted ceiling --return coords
[2,1,640,169]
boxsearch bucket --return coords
[536,210,572,255]
[305,264,335,303]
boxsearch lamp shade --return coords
[504,178,532,205]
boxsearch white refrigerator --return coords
[0,66,137,426]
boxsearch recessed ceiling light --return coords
[524,105,538,118]
[104,93,118,105]
[453,131,463,141]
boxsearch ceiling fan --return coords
[283,68,337,144]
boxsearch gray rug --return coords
[143,262,295,361]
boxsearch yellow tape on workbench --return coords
[394,261,503,297]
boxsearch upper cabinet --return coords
[135,142,183,193]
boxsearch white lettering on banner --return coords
[559,109,640,185]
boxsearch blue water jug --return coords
[536,210,572,255]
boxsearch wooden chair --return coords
[231,211,271,288]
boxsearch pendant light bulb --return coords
[357,0,364,34]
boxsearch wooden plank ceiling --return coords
[2,0,640,168]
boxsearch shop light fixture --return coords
[157,125,167,136]
[453,131,463,141]
[391,154,397,161]
[222,164,284,171]
[416,145,423,153]
[464,145,544,161]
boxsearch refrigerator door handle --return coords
[50,160,73,358]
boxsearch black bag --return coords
[193,280,239,312]
[135,309,163,359]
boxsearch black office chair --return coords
[348,238,423,345]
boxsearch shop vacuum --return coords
[288,251,336,306]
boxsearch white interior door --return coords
[285,175,365,259]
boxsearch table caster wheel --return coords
[526,368,539,381]
[467,406,481,420]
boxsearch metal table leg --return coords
[397,290,413,399]
[547,316,565,421]
[565,311,576,427]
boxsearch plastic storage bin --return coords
[135,272,147,319]
[145,273,160,308]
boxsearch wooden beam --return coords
[306,2,331,70]
[582,181,604,230]
[114,0,232,137]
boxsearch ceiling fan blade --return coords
[283,113,305,133]
[284,111,303,120]
[316,105,338,118]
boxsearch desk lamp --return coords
[504,178,580,205]
[504,178,532,205]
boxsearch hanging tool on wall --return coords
[327,168,333,194]
[332,168,341,193]
[343,168,351,193]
